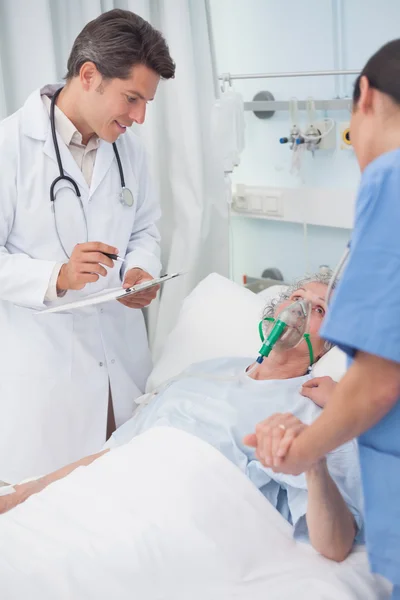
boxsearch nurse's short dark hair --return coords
[353,39,400,107]
[65,9,175,81]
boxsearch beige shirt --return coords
[42,94,100,300]
[42,94,100,185]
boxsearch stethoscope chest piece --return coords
[120,187,134,207]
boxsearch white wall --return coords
[209,0,400,283]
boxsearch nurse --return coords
[0,9,175,482]
[247,39,400,597]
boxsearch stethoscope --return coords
[50,86,134,258]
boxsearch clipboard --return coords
[39,272,184,314]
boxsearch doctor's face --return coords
[84,64,160,143]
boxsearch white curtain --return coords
[0,0,229,356]
[142,0,230,358]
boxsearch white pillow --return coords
[256,284,288,301]
[312,346,347,382]
[147,273,347,391]
[147,274,265,391]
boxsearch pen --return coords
[101,252,125,263]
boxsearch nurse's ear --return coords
[356,76,377,115]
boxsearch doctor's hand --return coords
[118,268,160,309]
[57,242,117,292]
[301,376,337,408]
[243,413,309,471]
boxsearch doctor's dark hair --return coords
[65,9,175,81]
[353,39,400,106]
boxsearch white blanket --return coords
[0,428,391,600]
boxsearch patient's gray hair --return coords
[262,270,336,352]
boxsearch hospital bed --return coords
[0,274,392,600]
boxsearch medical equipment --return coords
[251,90,276,120]
[213,87,246,172]
[279,97,302,149]
[287,97,306,174]
[149,297,314,388]
[219,68,357,116]
[50,87,134,258]
[243,268,286,294]
[339,122,353,149]
[256,299,313,365]
[326,243,350,305]
[302,98,322,155]
[280,97,336,160]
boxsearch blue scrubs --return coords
[322,148,400,595]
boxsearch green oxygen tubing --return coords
[257,299,314,365]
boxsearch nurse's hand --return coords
[301,376,337,408]
[243,413,307,470]
[118,268,160,309]
[57,242,116,291]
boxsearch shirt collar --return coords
[41,93,100,149]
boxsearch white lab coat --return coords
[0,84,162,482]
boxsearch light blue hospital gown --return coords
[322,148,400,596]
[110,357,363,543]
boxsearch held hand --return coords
[301,376,337,408]
[118,268,160,309]
[243,413,308,471]
[57,242,117,292]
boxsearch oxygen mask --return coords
[256,299,313,364]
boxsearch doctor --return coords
[0,9,175,483]
[247,39,400,598]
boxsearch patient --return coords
[0,272,362,562]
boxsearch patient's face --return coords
[275,281,328,359]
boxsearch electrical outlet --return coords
[232,186,283,217]
[232,194,248,211]
[339,121,352,150]
[314,119,336,150]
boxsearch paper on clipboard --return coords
[38,272,184,314]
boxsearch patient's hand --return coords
[243,413,307,469]
[0,450,109,515]
[301,376,337,408]
[0,480,46,515]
